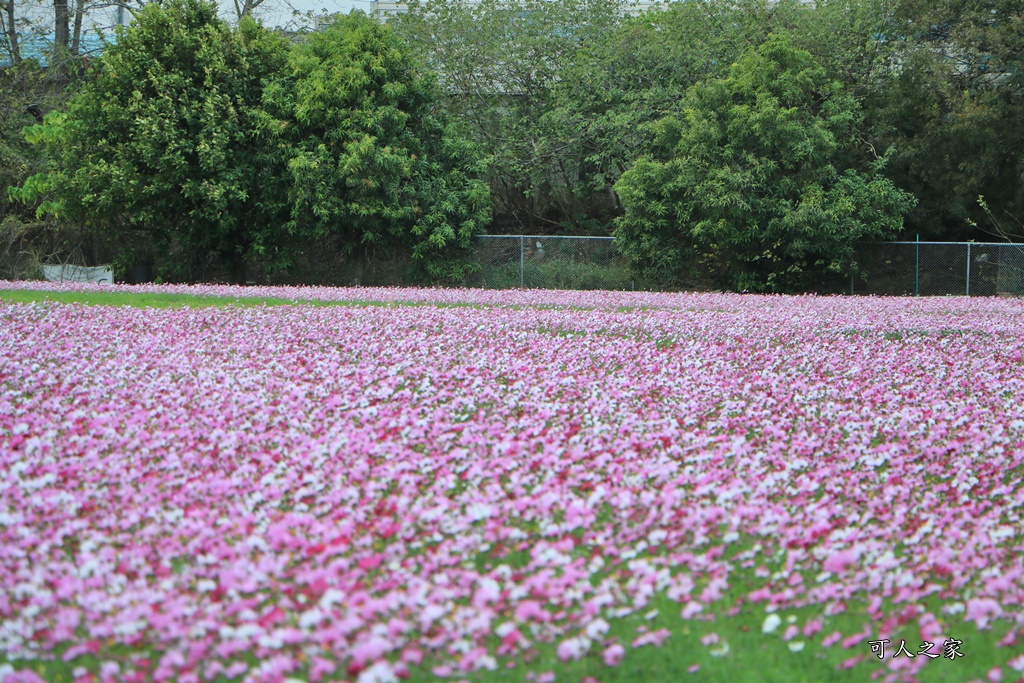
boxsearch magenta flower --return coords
[602,643,626,666]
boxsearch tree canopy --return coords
[13,0,292,281]
[13,1,489,282]
[269,11,490,280]
[613,33,917,292]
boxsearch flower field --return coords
[2,284,1024,683]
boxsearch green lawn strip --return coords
[0,288,491,311]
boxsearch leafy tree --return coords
[13,0,292,282]
[391,0,621,233]
[806,0,905,90]
[267,11,490,281]
[547,0,804,233]
[0,61,68,277]
[866,0,1024,240]
[614,33,916,292]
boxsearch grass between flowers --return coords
[0,288,470,310]
[1,284,1022,683]
[0,288,322,309]
[2,583,1001,683]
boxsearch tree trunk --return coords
[3,0,21,65]
[53,0,68,50]
[234,0,267,19]
[71,0,84,56]
[230,253,248,285]
[53,0,69,78]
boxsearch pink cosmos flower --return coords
[602,643,626,666]
[514,600,549,623]
[632,629,671,648]
[802,619,823,638]
[680,601,703,620]
[839,655,865,669]
[821,631,843,648]
[967,598,1004,629]
[822,548,860,574]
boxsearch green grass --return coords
[0,288,305,309]
[0,289,486,310]
[418,591,992,683]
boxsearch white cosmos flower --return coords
[788,641,806,652]
[762,614,782,634]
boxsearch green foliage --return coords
[266,11,490,281]
[866,0,1024,239]
[7,0,1020,289]
[614,33,916,292]
[549,0,800,198]
[14,0,292,281]
[0,61,82,278]
[392,0,622,232]
[12,4,487,283]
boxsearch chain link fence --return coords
[13,233,1024,296]
[467,235,633,290]
[852,241,1024,297]
[469,237,1024,296]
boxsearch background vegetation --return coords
[1,0,1021,291]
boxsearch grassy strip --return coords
[0,288,306,309]
[0,289,478,310]
[0,288,611,312]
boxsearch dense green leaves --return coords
[549,0,795,198]
[270,12,489,280]
[868,0,1024,239]
[12,2,488,282]
[392,0,623,232]
[614,34,916,292]
[0,59,85,278]
[14,0,292,281]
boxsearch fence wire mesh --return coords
[468,235,633,290]
[853,242,1024,297]
[471,237,1024,296]
[18,233,1024,295]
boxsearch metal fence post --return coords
[519,236,525,288]
[915,234,920,297]
[966,242,972,296]
[997,244,1002,294]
